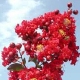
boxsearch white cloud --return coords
[0,0,42,41]
[7,0,41,23]
[0,0,43,65]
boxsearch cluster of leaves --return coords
[1,2,79,80]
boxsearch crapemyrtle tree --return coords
[1,2,79,80]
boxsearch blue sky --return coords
[0,0,80,80]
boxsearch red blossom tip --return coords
[67,2,72,8]
[73,10,78,15]
[9,43,15,48]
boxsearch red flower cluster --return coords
[9,59,63,80]
[18,63,63,80]
[2,45,18,66]
[1,43,23,66]
[15,8,79,64]
[1,2,79,80]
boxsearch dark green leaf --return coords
[7,63,24,71]
[36,64,42,68]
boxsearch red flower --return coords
[2,47,18,66]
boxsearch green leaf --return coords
[36,64,42,68]
[7,63,24,71]
[28,57,36,63]
[22,58,26,65]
